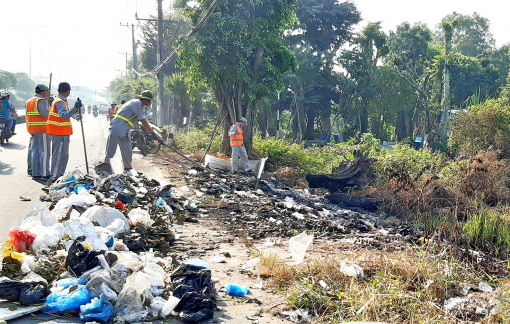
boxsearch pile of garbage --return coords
[186,169,421,246]
[0,170,217,323]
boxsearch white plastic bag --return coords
[340,261,364,277]
[161,296,181,317]
[53,193,96,211]
[128,208,154,227]
[114,272,154,322]
[26,205,55,226]
[289,232,313,264]
[81,206,130,234]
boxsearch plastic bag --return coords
[53,193,97,212]
[0,276,50,306]
[114,272,154,322]
[91,282,117,300]
[9,227,37,252]
[225,282,250,296]
[81,205,130,234]
[289,232,313,264]
[31,233,61,254]
[79,295,114,322]
[45,285,92,313]
[171,264,216,323]
[56,277,87,288]
[128,208,154,227]
[183,259,210,269]
[65,236,118,276]
[26,205,55,226]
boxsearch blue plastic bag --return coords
[51,175,76,191]
[79,295,114,322]
[225,283,250,296]
[74,184,93,194]
[56,277,87,289]
[45,285,92,313]
[183,259,210,269]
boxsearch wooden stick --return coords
[47,73,52,106]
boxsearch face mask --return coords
[142,105,149,109]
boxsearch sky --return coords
[1,0,509,97]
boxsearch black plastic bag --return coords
[0,277,50,306]
[170,264,216,323]
[65,236,118,276]
[122,234,155,251]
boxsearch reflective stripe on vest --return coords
[46,97,73,136]
[26,97,48,133]
[230,124,244,146]
[114,105,136,128]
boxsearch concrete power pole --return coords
[120,23,139,79]
[157,0,164,126]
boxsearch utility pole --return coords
[120,23,139,78]
[156,0,164,126]
[118,52,128,74]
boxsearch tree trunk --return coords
[322,108,332,134]
[305,108,315,140]
[360,104,369,134]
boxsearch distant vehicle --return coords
[98,104,108,114]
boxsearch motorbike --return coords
[130,125,161,156]
[93,110,98,118]
[87,106,91,114]
[0,118,13,145]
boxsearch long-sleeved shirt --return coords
[1,100,14,119]
[110,99,147,135]
[33,94,49,118]
[54,94,78,120]
[228,123,242,137]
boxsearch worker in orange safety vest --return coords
[46,82,82,181]
[26,84,51,180]
[228,117,253,175]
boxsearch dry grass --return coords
[257,242,499,323]
[267,167,309,188]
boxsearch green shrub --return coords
[449,99,510,158]
[171,125,221,154]
[371,143,445,188]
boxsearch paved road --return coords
[0,112,123,243]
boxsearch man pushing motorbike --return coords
[103,90,162,172]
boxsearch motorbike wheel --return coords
[146,138,161,154]
[0,135,4,145]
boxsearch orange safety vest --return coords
[26,97,48,133]
[46,97,73,136]
[109,107,116,116]
[230,124,244,146]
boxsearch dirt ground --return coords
[133,153,293,324]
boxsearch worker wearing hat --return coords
[46,82,82,181]
[104,90,162,172]
[26,84,51,180]
[229,117,253,174]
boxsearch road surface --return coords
[0,112,126,243]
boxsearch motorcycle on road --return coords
[130,125,161,156]
[0,118,13,145]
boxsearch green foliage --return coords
[371,143,445,188]
[435,12,495,57]
[463,205,510,259]
[0,70,16,90]
[449,99,510,157]
[172,125,221,154]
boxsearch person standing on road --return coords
[46,82,82,181]
[104,90,162,172]
[229,117,253,175]
[26,84,51,180]
[108,103,116,122]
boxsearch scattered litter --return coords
[340,261,364,277]
[225,282,250,296]
[210,256,227,263]
[184,259,210,269]
[242,257,261,272]
[281,309,312,323]
[475,307,489,315]
[289,232,313,264]
[444,297,469,312]
[478,282,493,293]
[19,196,31,201]
[80,295,114,322]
